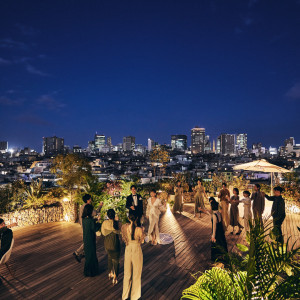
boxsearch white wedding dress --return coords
[146,197,173,245]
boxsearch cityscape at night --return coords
[0,1,299,299]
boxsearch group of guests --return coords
[72,181,287,299]
[172,180,287,261]
[218,182,286,242]
[73,185,166,300]
[173,179,208,218]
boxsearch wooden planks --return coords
[0,204,299,300]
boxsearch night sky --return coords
[1,1,300,151]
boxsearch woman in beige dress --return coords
[193,179,208,218]
[146,189,166,245]
[173,181,183,214]
[122,213,145,300]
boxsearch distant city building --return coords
[269,146,278,155]
[204,135,211,153]
[281,137,300,157]
[123,136,135,151]
[171,135,187,151]
[216,137,221,154]
[88,140,95,152]
[147,138,158,152]
[236,133,248,154]
[0,141,8,153]
[73,145,82,153]
[220,134,235,155]
[252,143,266,156]
[100,145,111,153]
[191,127,205,154]
[285,137,295,147]
[43,136,64,156]
[94,134,105,151]
[22,147,31,155]
[136,144,146,154]
[212,139,216,153]
[107,136,112,148]
[113,143,123,152]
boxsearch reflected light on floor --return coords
[166,203,172,215]
[162,203,196,259]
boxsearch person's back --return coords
[0,219,13,261]
[122,216,145,300]
[121,223,144,245]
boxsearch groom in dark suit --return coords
[126,185,143,226]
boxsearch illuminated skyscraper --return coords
[94,134,105,150]
[220,134,235,155]
[191,127,205,154]
[236,133,248,153]
[43,136,64,156]
[123,136,135,151]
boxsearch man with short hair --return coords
[218,183,230,229]
[126,185,144,226]
[265,186,286,243]
[73,194,102,262]
[251,184,265,224]
[0,218,13,261]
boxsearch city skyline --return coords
[1,130,297,153]
[1,1,300,150]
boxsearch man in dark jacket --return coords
[0,218,13,261]
[265,186,286,243]
[126,185,143,226]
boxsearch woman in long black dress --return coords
[209,197,228,262]
[82,204,101,277]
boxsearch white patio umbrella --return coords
[233,159,291,194]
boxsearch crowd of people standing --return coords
[70,180,286,299]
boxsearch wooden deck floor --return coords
[1,204,299,300]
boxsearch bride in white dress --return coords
[146,189,166,245]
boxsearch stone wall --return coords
[0,201,77,227]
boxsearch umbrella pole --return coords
[271,172,273,196]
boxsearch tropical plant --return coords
[98,194,128,224]
[51,153,92,201]
[0,180,25,213]
[22,179,46,208]
[75,175,106,205]
[44,187,67,205]
[181,220,300,300]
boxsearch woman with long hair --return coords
[146,189,166,245]
[101,209,121,285]
[228,188,243,235]
[122,213,145,300]
[82,204,101,277]
[173,181,184,214]
[193,179,208,218]
[209,197,228,262]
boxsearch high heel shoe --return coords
[112,277,118,286]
